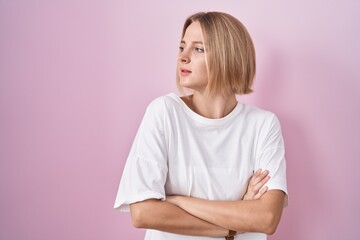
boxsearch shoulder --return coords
[143,93,179,118]
[241,104,277,122]
[239,104,283,131]
[146,93,181,113]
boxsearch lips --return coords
[180,68,192,76]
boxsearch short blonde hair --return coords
[176,12,256,97]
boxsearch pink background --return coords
[1,0,359,239]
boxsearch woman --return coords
[114,12,288,240]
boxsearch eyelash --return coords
[179,46,204,53]
[195,47,204,53]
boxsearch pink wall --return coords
[1,0,359,239]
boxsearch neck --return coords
[183,92,238,119]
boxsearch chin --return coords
[179,79,192,88]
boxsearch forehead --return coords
[182,21,205,42]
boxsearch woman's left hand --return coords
[242,169,270,200]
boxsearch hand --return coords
[243,169,270,200]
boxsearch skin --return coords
[130,21,286,237]
[166,190,285,235]
[178,21,238,119]
[178,21,208,95]
[130,170,271,237]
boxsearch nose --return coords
[179,51,190,64]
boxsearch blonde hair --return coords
[176,12,256,97]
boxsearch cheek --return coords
[196,58,207,73]
[199,61,208,80]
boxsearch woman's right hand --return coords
[243,169,270,200]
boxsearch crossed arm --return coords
[130,169,285,237]
[130,197,228,237]
[166,189,285,235]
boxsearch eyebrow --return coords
[180,40,204,44]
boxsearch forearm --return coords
[168,190,285,235]
[130,199,228,237]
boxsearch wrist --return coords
[243,193,253,200]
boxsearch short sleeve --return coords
[113,97,168,211]
[255,114,289,207]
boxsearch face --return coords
[177,21,208,93]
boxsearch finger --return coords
[252,175,270,193]
[247,169,270,197]
[261,169,269,176]
[259,185,268,194]
[258,170,269,180]
[253,169,268,182]
[255,175,271,189]
[249,169,262,185]
[252,169,262,179]
[254,186,268,199]
[251,170,269,187]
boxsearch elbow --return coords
[262,212,281,235]
[264,224,277,235]
[130,199,160,228]
[131,213,143,228]
[234,211,281,235]
[130,203,148,228]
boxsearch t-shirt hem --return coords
[114,192,166,212]
[266,183,289,207]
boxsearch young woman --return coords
[114,12,288,240]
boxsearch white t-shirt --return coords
[114,93,288,240]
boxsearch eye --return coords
[179,46,184,52]
[195,47,204,53]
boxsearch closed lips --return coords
[181,68,192,73]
